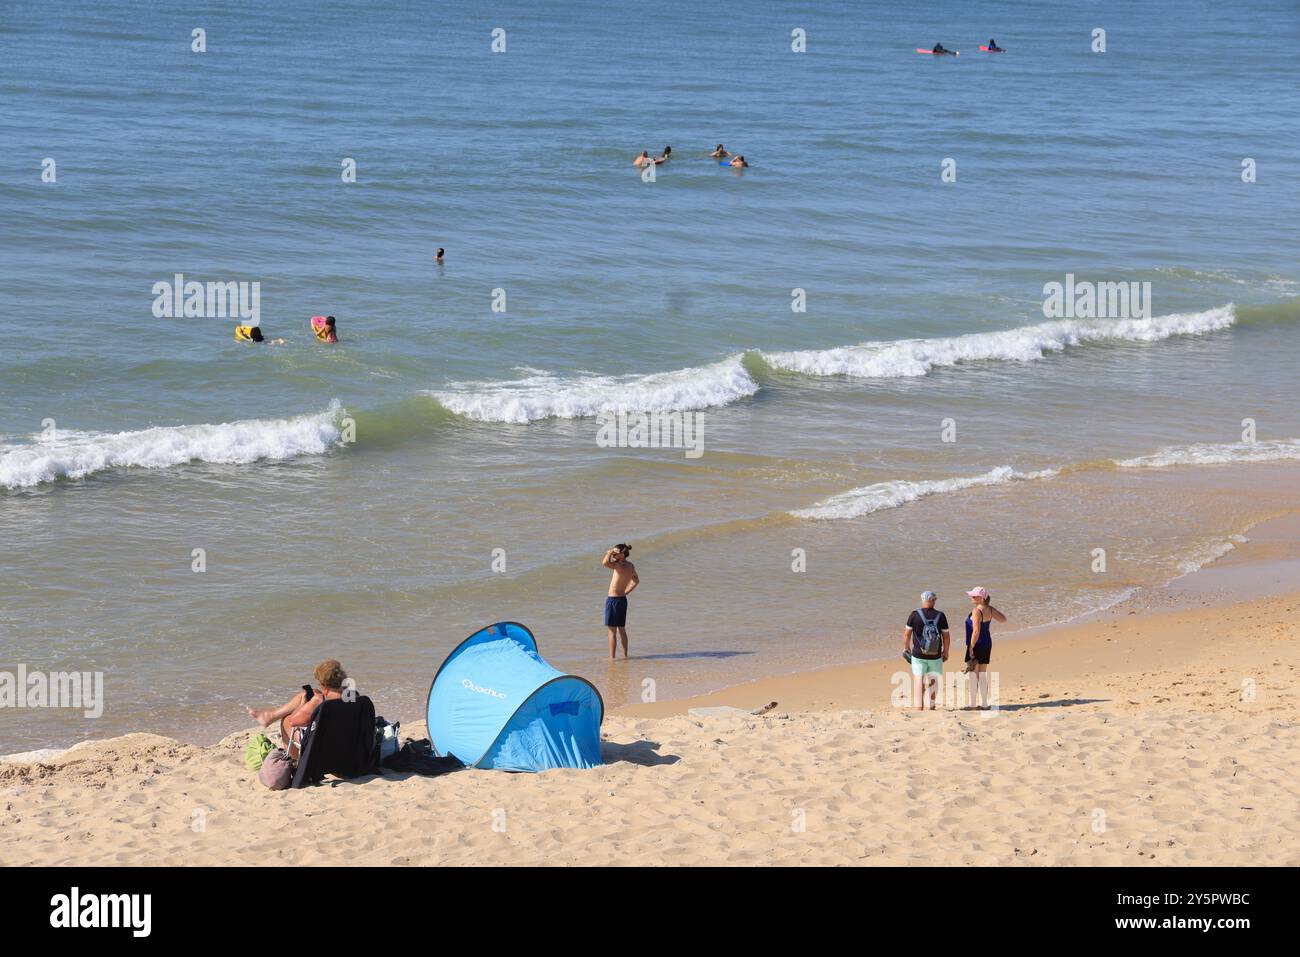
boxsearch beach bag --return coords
[259,748,294,790]
[375,717,400,764]
[912,608,944,657]
[383,738,463,776]
[244,732,275,771]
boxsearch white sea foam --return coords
[1175,535,1248,576]
[791,466,1058,521]
[762,305,1236,378]
[1114,439,1300,469]
[0,402,345,490]
[427,355,759,423]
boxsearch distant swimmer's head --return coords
[325,316,336,328]
[662,146,671,157]
[314,659,348,691]
[249,326,265,342]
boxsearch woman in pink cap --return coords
[964,587,1006,709]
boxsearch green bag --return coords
[244,732,275,771]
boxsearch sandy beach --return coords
[3,514,1297,867]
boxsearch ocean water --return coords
[2,0,1299,751]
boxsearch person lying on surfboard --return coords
[987,39,1005,52]
[932,43,956,56]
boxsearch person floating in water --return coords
[235,324,284,344]
[602,544,639,659]
[634,150,653,168]
[729,154,749,167]
[932,42,955,55]
[311,315,338,344]
[710,144,731,158]
[658,146,672,162]
[987,38,1005,52]
[435,247,444,264]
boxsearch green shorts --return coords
[910,655,943,677]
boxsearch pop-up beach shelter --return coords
[425,621,604,772]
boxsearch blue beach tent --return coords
[425,621,604,772]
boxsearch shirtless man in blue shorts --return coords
[602,544,640,659]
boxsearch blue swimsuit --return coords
[965,613,992,662]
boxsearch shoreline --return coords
[1,514,1297,865]
[5,508,1298,764]
[614,510,1300,719]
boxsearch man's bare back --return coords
[607,558,637,596]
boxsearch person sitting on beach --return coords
[964,587,1006,709]
[710,144,731,158]
[248,660,350,758]
[905,591,950,711]
[729,155,748,168]
[602,544,639,659]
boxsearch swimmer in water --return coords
[237,325,285,345]
[656,146,672,163]
[633,150,653,168]
[710,144,731,158]
[312,315,338,344]
[435,247,444,264]
[729,155,748,168]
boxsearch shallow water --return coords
[2,0,1299,751]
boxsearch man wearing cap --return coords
[904,591,950,710]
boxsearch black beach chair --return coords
[291,695,379,788]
